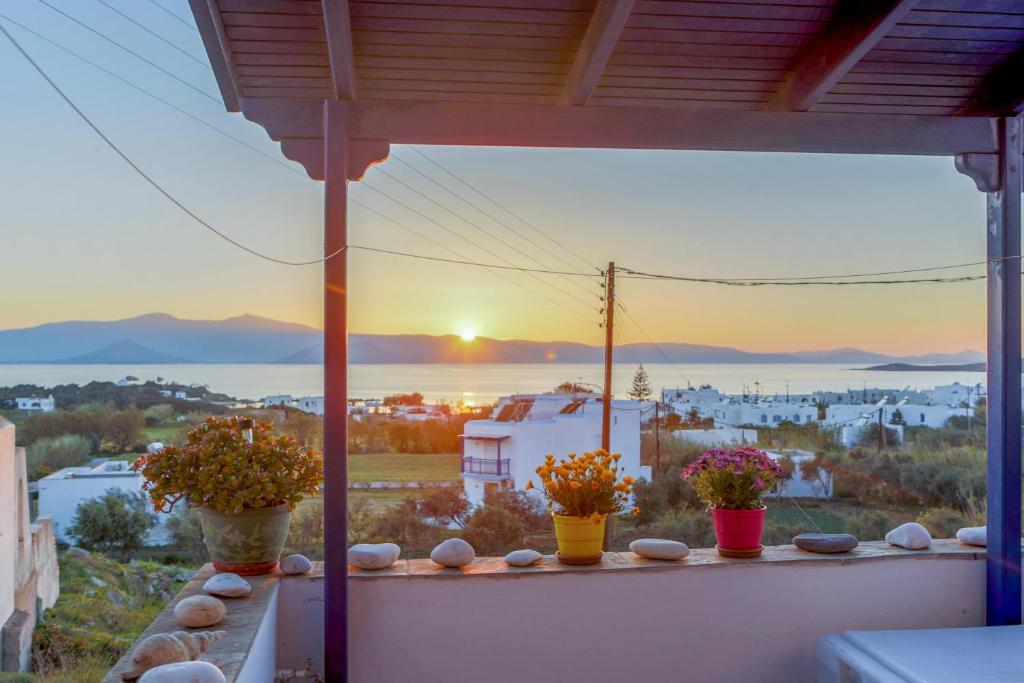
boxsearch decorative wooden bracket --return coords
[348,140,390,181]
[955,153,1000,192]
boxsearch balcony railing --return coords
[460,456,511,478]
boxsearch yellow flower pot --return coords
[553,514,606,565]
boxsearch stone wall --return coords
[0,417,60,672]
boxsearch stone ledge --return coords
[348,539,985,580]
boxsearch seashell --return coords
[121,630,225,680]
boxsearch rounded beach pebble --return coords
[280,554,313,575]
[504,549,543,567]
[174,595,226,628]
[138,660,226,683]
[885,522,932,550]
[431,538,475,567]
[348,543,401,570]
[793,533,858,554]
[629,538,690,561]
[956,526,986,547]
[202,573,251,598]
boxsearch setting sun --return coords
[459,328,477,342]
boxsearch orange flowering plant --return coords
[136,416,322,515]
[526,449,637,519]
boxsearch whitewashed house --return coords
[672,427,758,448]
[37,460,169,545]
[662,385,723,419]
[459,394,650,508]
[14,396,54,413]
[926,382,984,407]
[296,396,325,416]
[712,400,818,429]
[262,394,295,408]
[0,417,59,672]
[824,402,967,430]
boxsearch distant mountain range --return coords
[0,314,987,366]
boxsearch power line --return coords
[143,0,198,32]
[93,0,208,68]
[33,0,220,104]
[407,146,600,274]
[2,23,336,266]
[360,180,598,313]
[345,244,600,278]
[0,14,305,178]
[367,169,598,310]
[389,152,599,298]
[615,299,690,384]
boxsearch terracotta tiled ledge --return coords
[349,539,986,580]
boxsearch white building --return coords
[14,395,54,412]
[37,460,169,545]
[459,394,650,509]
[926,382,984,407]
[296,396,325,416]
[662,385,724,418]
[262,394,295,408]
[672,428,758,448]
[0,417,59,672]
[824,403,967,430]
[711,400,818,429]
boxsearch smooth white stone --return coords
[956,526,986,547]
[885,522,932,550]
[430,538,475,567]
[173,595,226,628]
[280,554,312,575]
[504,549,542,567]
[347,543,401,570]
[629,538,690,561]
[202,573,251,598]
[138,661,226,683]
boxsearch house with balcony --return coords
[712,399,820,428]
[0,418,59,673]
[71,0,1024,681]
[459,394,651,508]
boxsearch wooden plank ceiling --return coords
[206,0,1024,116]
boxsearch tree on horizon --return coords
[628,365,652,401]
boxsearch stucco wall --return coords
[0,420,17,636]
[278,543,990,683]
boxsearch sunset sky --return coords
[1,1,993,356]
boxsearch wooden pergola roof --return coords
[190,0,1024,179]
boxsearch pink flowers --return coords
[680,446,787,510]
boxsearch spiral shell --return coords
[121,630,225,680]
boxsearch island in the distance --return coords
[863,362,986,372]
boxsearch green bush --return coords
[285,500,325,560]
[418,488,470,528]
[142,403,175,427]
[640,511,716,548]
[26,435,93,479]
[370,500,438,555]
[67,490,156,558]
[484,489,550,533]
[462,506,525,554]
[0,673,38,682]
[846,510,894,541]
[165,504,207,564]
[917,507,969,538]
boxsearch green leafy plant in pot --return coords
[137,416,322,574]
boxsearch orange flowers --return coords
[526,449,637,518]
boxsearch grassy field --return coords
[767,503,848,533]
[347,453,459,483]
[141,425,181,444]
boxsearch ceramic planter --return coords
[553,513,606,565]
[198,504,291,575]
[712,506,766,558]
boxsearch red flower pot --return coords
[712,507,766,558]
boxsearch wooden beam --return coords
[963,48,1024,116]
[322,0,357,100]
[238,97,1000,179]
[188,0,239,111]
[560,0,635,106]
[765,0,919,112]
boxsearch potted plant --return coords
[526,450,636,565]
[681,446,785,558]
[137,416,322,575]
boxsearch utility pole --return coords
[654,401,661,473]
[878,407,886,451]
[601,261,615,452]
